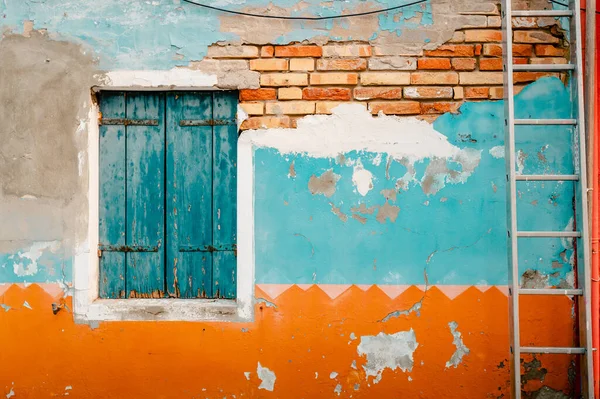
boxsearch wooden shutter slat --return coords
[99,92,127,299]
[166,92,214,298]
[211,92,238,299]
[125,93,166,298]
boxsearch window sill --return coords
[75,298,241,323]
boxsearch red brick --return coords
[424,45,475,57]
[513,72,559,83]
[420,102,462,114]
[369,101,421,115]
[465,30,503,42]
[514,30,560,44]
[417,58,451,70]
[483,43,533,57]
[240,116,291,130]
[275,45,322,57]
[474,44,482,56]
[302,87,352,101]
[240,88,277,101]
[464,87,490,99]
[353,87,403,100]
[479,58,503,71]
[316,58,367,71]
[535,44,566,57]
[451,58,476,71]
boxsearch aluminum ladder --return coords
[501,0,594,397]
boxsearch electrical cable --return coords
[180,0,429,20]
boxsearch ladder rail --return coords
[501,1,522,397]
[572,0,595,395]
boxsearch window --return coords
[98,91,237,300]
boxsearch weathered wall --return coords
[0,0,581,397]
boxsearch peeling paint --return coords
[329,371,338,379]
[256,362,276,391]
[445,321,470,368]
[352,159,374,196]
[243,372,251,381]
[11,241,61,277]
[333,384,342,396]
[308,169,340,198]
[357,330,418,383]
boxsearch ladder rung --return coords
[511,10,574,17]
[515,174,579,181]
[517,231,581,238]
[521,347,586,355]
[513,64,575,71]
[519,288,583,296]
[514,119,577,125]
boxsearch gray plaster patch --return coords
[445,321,470,368]
[257,362,276,391]
[308,169,340,197]
[357,329,418,383]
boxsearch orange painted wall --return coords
[0,284,576,398]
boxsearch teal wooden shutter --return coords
[99,92,166,298]
[99,93,126,299]
[212,92,237,298]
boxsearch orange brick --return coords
[317,58,367,71]
[369,101,421,115]
[459,72,503,85]
[535,44,566,57]
[239,102,264,115]
[417,58,451,70]
[316,101,365,114]
[513,72,559,83]
[514,30,560,44]
[289,58,315,71]
[465,29,503,42]
[249,58,289,71]
[310,73,358,85]
[483,43,533,57]
[474,44,482,56]
[266,101,316,115]
[260,73,308,86]
[479,58,503,71]
[530,57,568,64]
[240,88,277,101]
[261,46,274,57]
[353,87,403,100]
[454,86,464,100]
[207,45,259,58]
[360,72,410,86]
[275,45,322,57]
[240,116,291,130]
[514,57,528,64]
[403,86,453,99]
[464,87,490,99]
[424,45,475,57]
[490,87,504,99]
[410,72,458,85]
[278,87,302,100]
[420,102,462,114]
[451,58,476,71]
[302,87,352,101]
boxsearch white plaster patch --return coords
[489,145,505,159]
[445,321,470,368]
[357,330,418,384]
[241,104,460,161]
[12,241,61,277]
[237,104,248,132]
[257,362,276,391]
[99,68,218,88]
[352,159,374,196]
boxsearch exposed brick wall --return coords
[204,5,570,130]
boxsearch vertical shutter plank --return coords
[212,92,238,299]
[99,93,126,299]
[126,93,165,298]
[166,93,213,298]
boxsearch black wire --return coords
[181,0,429,20]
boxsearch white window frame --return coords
[73,70,254,323]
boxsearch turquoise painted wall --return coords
[0,0,432,69]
